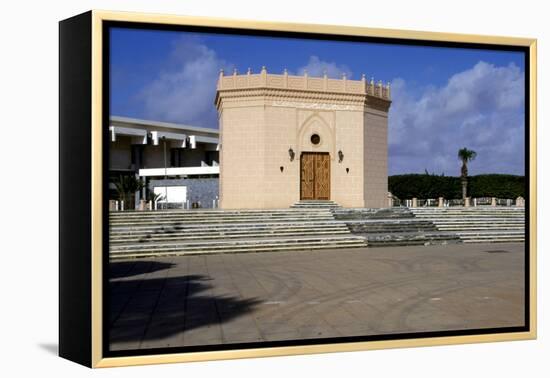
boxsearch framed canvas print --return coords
[59,10,537,368]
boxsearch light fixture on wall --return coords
[338,150,344,163]
[288,147,295,162]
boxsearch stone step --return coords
[110,220,347,233]
[412,211,525,213]
[110,208,331,215]
[349,227,439,234]
[454,230,525,243]
[291,205,342,209]
[109,241,366,259]
[111,219,346,232]
[411,212,525,217]
[409,207,525,244]
[421,220,524,224]
[414,213,525,219]
[290,200,341,209]
[412,211,524,216]
[110,228,351,243]
[110,213,334,221]
[110,234,365,251]
[410,207,524,210]
[434,224,524,230]
[347,222,438,227]
[334,211,413,214]
[365,232,461,247]
[110,211,333,221]
[347,223,437,231]
[412,207,525,210]
[436,225,524,230]
[292,200,339,204]
[344,219,436,226]
[335,215,416,220]
[429,224,525,227]
[110,221,349,233]
[459,236,525,242]
[110,225,350,238]
[462,238,525,243]
[110,215,335,226]
[454,230,525,236]
[110,210,332,218]
[109,211,333,222]
[109,235,367,258]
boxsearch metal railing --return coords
[389,196,523,208]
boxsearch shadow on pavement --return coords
[109,274,260,346]
[109,260,175,279]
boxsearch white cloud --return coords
[137,45,524,177]
[138,36,233,127]
[389,61,525,176]
[296,56,352,79]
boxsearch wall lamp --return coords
[338,150,344,163]
[288,147,295,162]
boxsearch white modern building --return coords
[109,116,220,208]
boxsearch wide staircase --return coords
[333,208,461,246]
[109,208,367,259]
[409,207,525,243]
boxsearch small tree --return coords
[146,189,165,204]
[457,147,477,199]
[112,175,144,209]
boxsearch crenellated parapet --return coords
[215,66,391,108]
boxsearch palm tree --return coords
[146,189,165,204]
[112,174,145,209]
[457,147,477,199]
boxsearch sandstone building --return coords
[215,67,391,209]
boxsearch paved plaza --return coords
[108,243,525,351]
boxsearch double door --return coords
[300,152,330,200]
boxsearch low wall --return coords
[148,178,219,208]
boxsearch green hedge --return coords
[388,174,525,199]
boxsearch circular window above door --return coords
[310,134,321,145]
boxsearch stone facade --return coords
[148,178,219,208]
[215,68,391,209]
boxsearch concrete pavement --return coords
[108,243,525,351]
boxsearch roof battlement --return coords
[216,66,391,101]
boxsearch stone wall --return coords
[148,178,219,208]
[363,108,389,208]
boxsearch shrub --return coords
[389,174,524,199]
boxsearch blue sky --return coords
[110,27,526,176]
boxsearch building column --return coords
[516,196,525,207]
[142,176,147,202]
[134,173,141,209]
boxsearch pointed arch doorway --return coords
[300,152,330,200]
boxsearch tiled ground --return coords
[108,243,525,351]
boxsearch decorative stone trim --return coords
[215,69,391,112]
[215,88,391,112]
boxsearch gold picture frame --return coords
[59,9,537,368]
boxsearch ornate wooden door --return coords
[300,152,330,200]
[315,153,330,199]
[300,153,315,200]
